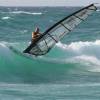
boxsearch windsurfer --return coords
[31,27,41,43]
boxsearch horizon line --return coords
[0,5,100,7]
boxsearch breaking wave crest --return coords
[56,40,100,72]
[1,40,100,67]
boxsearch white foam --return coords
[56,40,100,72]
[97,9,100,12]
[72,55,100,72]
[1,16,10,20]
[0,42,7,47]
[56,40,100,55]
[74,55,100,65]
[9,11,43,15]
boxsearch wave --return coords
[1,40,100,71]
[9,11,43,15]
[1,11,43,15]
[57,40,100,57]
[56,40,100,72]
[1,40,100,65]
[0,40,100,83]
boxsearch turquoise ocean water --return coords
[0,6,100,99]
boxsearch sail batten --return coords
[74,15,84,21]
[23,4,97,56]
[60,23,71,31]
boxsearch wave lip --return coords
[57,40,100,51]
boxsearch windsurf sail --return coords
[23,4,97,56]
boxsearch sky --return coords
[0,0,100,6]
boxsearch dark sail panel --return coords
[24,4,97,56]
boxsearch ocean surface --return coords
[0,6,100,100]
